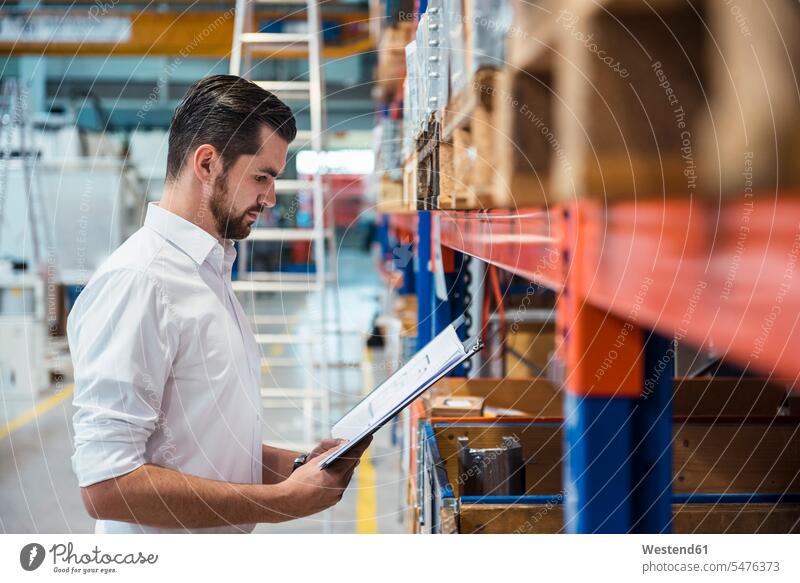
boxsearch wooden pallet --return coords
[415,119,440,210]
[401,152,417,211]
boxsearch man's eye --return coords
[255,176,267,183]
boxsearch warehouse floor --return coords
[0,247,408,534]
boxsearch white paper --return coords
[331,325,467,441]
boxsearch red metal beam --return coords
[435,197,800,385]
[577,196,800,385]
[388,212,418,241]
[439,209,564,291]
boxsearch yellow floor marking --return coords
[355,346,378,533]
[0,384,74,440]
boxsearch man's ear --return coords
[192,144,217,184]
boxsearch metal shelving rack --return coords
[386,194,800,533]
[373,0,800,534]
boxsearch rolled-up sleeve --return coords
[67,268,178,487]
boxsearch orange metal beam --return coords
[0,10,373,58]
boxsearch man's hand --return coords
[278,435,373,519]
[308,438,346,460]
[80,436,374,528]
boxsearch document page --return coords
[331,324,468,441]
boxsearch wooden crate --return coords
[703,0,800,197]
[376,176,406,213]
[424,418,800,533]
[437,139,456,209]
[459,502,800,534]
[481,0,800,205]
[671,377,790,417]
[553,0,712,201]
[428,377,563,418]
[672,418,800,495]
[440,68,501,209]
[493,65,557,209]
[434,421,563,498]
[427,376,790,420]
[416,376,799,533]
[432,417,800,498]
[376,22,415,104]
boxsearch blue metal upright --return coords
[445,251,468,337]
[432,250,465,335]
[563,393,635,533]
[386,214,416,295]
[433,250,468,376]
[631,332,675,533]
[399,249,416,295]
[564,330,675,534]
[415,211,433,350]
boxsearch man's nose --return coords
[259,189,276,209]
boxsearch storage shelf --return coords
[396,196,800,383]
[376,0,800,535]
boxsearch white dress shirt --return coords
[68,202,263,534]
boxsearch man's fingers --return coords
[308,438,346,459]
[331,457,359,474]
[316,434,372,473]
[322,438,346,449]
[329,434,372,458]
[346,435,372,455]
[343,442,371,460]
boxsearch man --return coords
[67,75,370,534]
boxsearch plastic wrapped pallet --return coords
[376,22,415,103]
[415,13,429,134]
[468,0,511,73]
[445,0,467,98]
[403,39,418,159]
[426,0,449,116]
[379,116,403,182]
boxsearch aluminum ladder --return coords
[229,0,336,454]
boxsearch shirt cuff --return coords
[72,438,147,488]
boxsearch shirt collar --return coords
[144,202,226,268]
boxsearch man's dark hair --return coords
[166,74,297,181]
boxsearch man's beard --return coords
[209,173,259,240]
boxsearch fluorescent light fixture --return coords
[296,149,375,175]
